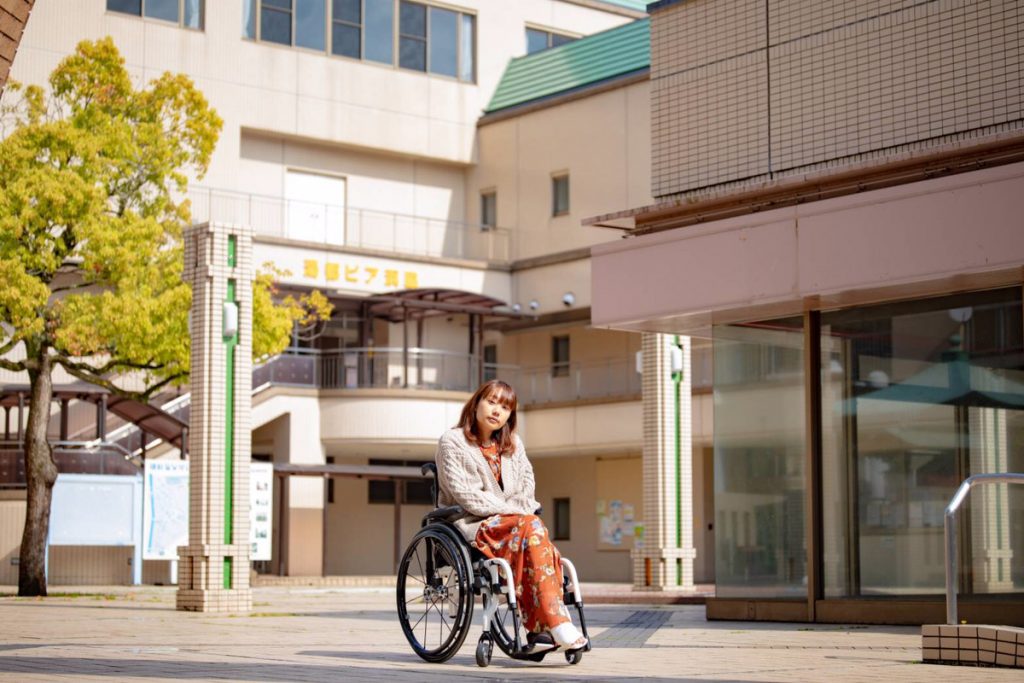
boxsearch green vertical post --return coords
[224,235,238,589]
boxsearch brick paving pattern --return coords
[0,585,1022,681]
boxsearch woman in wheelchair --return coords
[435,379,589,653]
[396,379,590,666]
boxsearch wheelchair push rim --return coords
[396,527,474,663]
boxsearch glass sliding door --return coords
[821,287,1024,597]
[713,317,806,598]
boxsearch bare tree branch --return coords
[0,357,26,372]
[55,357,187,402]
[53,353,165,376]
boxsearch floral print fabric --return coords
[472,513,571,633]
[479,442,502,486]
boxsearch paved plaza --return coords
[0,585,1019,682]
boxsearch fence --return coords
[188,187,512,263]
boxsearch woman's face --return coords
[475,390,511,437]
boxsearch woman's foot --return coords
[526,632,556,652]
[549,622,588,650]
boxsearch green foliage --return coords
[0,38,329,396]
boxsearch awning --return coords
[360,288,533,322]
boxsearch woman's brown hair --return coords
[456,380,518,456]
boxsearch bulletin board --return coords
[595,456,642,551]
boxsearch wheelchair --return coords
[396,463,591,667]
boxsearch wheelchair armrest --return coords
[424,505,469,524]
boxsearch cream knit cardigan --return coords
[435,427,541,541]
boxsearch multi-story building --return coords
[3,0,724,587]
[591,0,1024,624]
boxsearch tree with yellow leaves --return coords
[0,38,330,596]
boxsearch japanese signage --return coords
[252,242,512,301]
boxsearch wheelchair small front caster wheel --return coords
[475,636,493,667]
[565,648,583,665]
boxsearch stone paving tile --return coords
[0,586,1021,682]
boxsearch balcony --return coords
[188,187,512,263]
[255,349,645,406]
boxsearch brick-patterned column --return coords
[177,222,253,612]
[632,333,697,591]
[968,407,1014,593]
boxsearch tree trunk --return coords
[18,348,57,597]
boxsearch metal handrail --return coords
[944,472,1024,624]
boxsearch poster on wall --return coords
[595,456,643,551]
[142,461,274,561]
[143,460,189,560]
[249,461,273,561]
[598,499,638,547]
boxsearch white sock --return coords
[549,622,585,648]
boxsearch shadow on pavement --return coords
[0,656,772,682]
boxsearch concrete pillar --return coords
[632,333,697,591]
[252,396,325,576]
[177,222,253,612]
[968,407,1014,593]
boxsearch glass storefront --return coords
[712,287,1023,605]
[820,288,1024,597]
[713,317,806,598]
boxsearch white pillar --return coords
[632,333,697,590]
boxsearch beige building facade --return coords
[2,0,722,588]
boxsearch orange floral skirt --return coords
[472,513,570,634]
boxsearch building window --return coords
[552,335,569,377]
[245,1,474,81]
[260,0,292,44]
[365,0,395,64]
[326,456,335,503]
[552,174,569,216]
[398,1,427,70]
[297,0,327,51]
[525,27,576,54]
[553,498,571,540]
[483,343,497,382]
[333,0,361,57]
[108,0,204,29]
[368,459,433,504]
[480,190,496,229]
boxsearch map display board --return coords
[143,460,189,560]
[143,461,273,561]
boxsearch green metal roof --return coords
[594,0,648,11]
[485,18,650,114]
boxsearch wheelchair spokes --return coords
[396,527,474,663]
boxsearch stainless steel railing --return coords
[944,472,1024,624]
[187,186,513,263]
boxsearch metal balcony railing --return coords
[253,349,645,405]
[501,358,643,405]
[0,440,139,488]
[187,186,512,263]
[944,472,1024,624]
[254,347,484,393]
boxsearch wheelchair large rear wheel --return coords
[397,527,474,663]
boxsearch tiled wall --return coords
[651,0,1024,198]
[0,0,35,89]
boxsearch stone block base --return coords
[176,543,252,612]
[631,547,697,591]
[922,624,1024,669]
[177,588,253,613]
